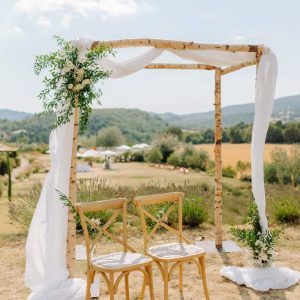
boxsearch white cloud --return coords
[15,0,149,22]
[6,26,24,35]
[62,14,72,28]
[36,16,51,27]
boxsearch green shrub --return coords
[264,163,278,183]
[145,147,163,163]
[130,151,145,162]
[241,175,251,182]
[152,133,178,162]
[165,146,210,170]
[222,165,236,178]
[182,196,208,227]
[271,194,300,224]
[167,153,182,167]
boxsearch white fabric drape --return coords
[251,49,278,231]
[98,48,163,78]
[25,38,278,298]
[170,49,256,67]
[25,113,86,299]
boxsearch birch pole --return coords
[214,69,223,249]
[66,96,79,277]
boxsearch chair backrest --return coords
[75,198,135,264]
[134,192,191,253]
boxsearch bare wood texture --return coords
[214,69,223,249]
[92,38,262,53]
[221,60,257,75]
[66,97,79,277]
[76,198,155,299]
[145,63,216,70]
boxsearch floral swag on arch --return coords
[25,36,300,299]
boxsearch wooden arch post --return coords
[214,69,222,249]
[67,97,79,276]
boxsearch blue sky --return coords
[0,0,299,114]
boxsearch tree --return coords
[283,125,300,143]
[229,128,244,143]
[166,126,183,140]
[152,133,178,162]
[96,127,125,148]
[266,124,283,143]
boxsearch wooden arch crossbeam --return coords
[67,38,264,276]
[91,38,263,74]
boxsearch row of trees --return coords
[183,121,300,144]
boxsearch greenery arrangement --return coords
[34,36,112,131]
[230,194,280,267]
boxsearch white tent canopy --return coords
[82,149,100,158]
[132,143,150,149]
[100,150,117,156]
[25,38,278,299]
[116,145,131,150]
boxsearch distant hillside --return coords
[0,109,32,121]
[0,108,168,144]
[157,95,300,129]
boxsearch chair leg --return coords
[139,277,146,300]
[179,263,183,292]
[198,256,210,300]
[146,264,155,300]
[85,268,93,300]
[163,262,169,300]
[109,272,115,300]
[125,273,130,300]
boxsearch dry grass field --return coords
[194,144,293,167]
[1,225,300,299]
[1,146,299,299]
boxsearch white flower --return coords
[63,67,71,73]
[73,84,83,91]
[82,79,91,86]
[68,84,73,90]
[65,60,74,68]
[78,56,86,64]
[76,68,84,76]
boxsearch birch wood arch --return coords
[67,38,264,275]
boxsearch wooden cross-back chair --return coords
[75,198,155,300]
[134,192,210,300]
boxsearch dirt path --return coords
[12,157,29,179]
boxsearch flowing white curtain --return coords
[25,113,86,300]
[25,38,277,299]
[251,49,278,231]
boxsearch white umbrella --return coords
[140,143,150,148]
[82,149,101,158]
[132,144,143,149]
[132,143,150,149]
[77,152,83,158]
[100,150,117,156]
[117,145,131,150]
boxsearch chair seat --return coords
[92,252,152,271]
[148,243,205,261]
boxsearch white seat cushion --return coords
[148,243,204,260]
[92,252,152,269]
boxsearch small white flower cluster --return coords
[61,56,93,93]
[250,232,276,267]
[91,218,102,226]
